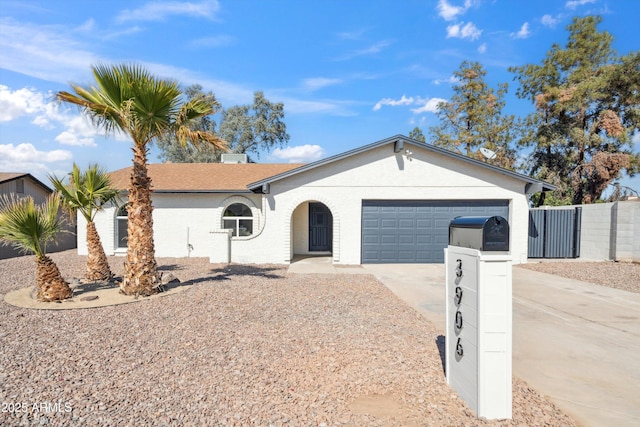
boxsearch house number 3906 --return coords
[454,259,464,358]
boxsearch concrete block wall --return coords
[562,200,640,262]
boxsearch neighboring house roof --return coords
[248,135,556,193]
[0,172,52,193]
[108,163,304,193]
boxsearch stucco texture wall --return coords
[82,143,532,264]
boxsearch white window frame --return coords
[222,203,254,237]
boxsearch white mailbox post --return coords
[445,216,512,420]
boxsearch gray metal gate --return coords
[528,207,582,258]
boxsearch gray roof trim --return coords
[248,135,556,192]
[152,190,252,194]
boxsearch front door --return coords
[309,203,332,252]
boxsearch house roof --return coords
[0,172,52,192]
[248,135,556,193]
[108,163,304,193]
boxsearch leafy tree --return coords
[429,61,518,170]
[0,193,73,301]
[57,64,226,296]
[158,89,290,162]
[510,16,640,205]
[408,126,426,142]
[50,163,121,281]
[156,85,221,162]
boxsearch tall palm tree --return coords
[56,64,226,296]
[50,163,120,281]
[0,193,73,302]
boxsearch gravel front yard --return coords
[518,260,640,294]
[0,250,575,426]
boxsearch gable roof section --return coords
[108,163,304,193]
[248,135,556,193]
[0,172,52,192]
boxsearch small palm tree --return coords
[50,163,121,281]
[0,193,73,302]
[57,64,226,296]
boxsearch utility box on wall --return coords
[445,216,513,420]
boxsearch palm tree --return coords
[56,64,226,296]
[0,193,73,302]
[50,163,120,281]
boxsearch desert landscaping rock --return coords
[0,250,577,426]
[518,260,640,294]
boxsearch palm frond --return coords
[0,193,67,258]
[49,163,121,222]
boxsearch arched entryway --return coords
[291,201,334,259]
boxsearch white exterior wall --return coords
[83,143,532,264]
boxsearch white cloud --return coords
[334,40,393,61]
[541,14,559,28]
[0,85,50,121]
[373,95,446,114]
[272,144,325,163]
[512,22,531,39]
[188,35,235,49]
[566,0,595,9]
[116,0,220,23]
[302,77,343,92]
[54,115,99,147]
[437,0,474,21]
[446,22,482,40]
[373,95,415,111]
[434,75,460,85]
[0,85,102,147]
[0,18,101,83]
[411,98,447,114]
[478,43,487,53]
[0,143,72,175]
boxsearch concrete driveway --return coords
[361,263,640,427]
[289,258,640,426]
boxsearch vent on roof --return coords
[221,153,248,164]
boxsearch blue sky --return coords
[1,0,638,194]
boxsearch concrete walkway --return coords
[288,257,640,427]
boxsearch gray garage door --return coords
[361,200,509,263]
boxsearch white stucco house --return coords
[78,135,553,264]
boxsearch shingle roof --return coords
[108,163,304,193]
[0,172,29,183]
[0,172,52,192]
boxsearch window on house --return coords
[223,203,253,237]
[116,205,128,248]
[16,179,24,194]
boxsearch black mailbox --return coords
[449,216,509,252]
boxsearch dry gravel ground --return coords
[0,250,575,426]
[518,260,640,293]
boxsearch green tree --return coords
[510,16,640,205]
[156,85,221,162]
[408,126,426,142]
[49,163,121,281]
[57,64,226,296]
[0,193,73,301]
[429,61,518,170]
[158,89,290,162]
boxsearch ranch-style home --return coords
[78,135,553,265]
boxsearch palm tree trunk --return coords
[36,255,73,302]
[86,221,113,281]
[120,144,161,296]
